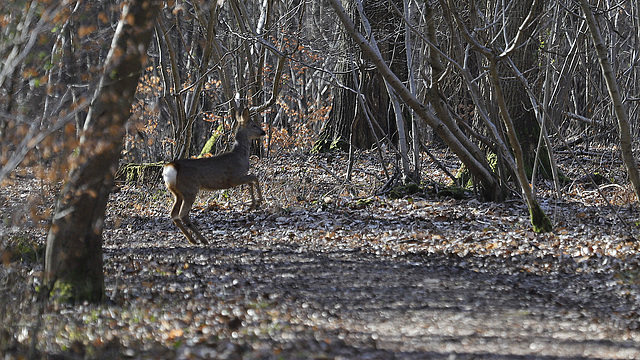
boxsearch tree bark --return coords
[312,0,366,153]
[313,0,402,153]
[45,0,160,303]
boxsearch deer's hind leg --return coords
[169,192,202,245]
[178,194,209,245]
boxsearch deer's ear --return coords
[241,107,250,122]
[234,107,247,124]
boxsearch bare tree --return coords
[327,0,554,231]
[147,0,291,161]
[579,0,640,202]
[312,0,407,161]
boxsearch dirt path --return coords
[98,212,640,359]
[241,249,637,359]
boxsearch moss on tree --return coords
[49,272,105,304]
[311,134,350,154]
[115,162,164,184]
[529,200,553,233]
[389,183,422,199]
[199,124,224,157]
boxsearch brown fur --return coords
[163,107,265,244]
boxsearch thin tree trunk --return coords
[45,0,160,303]
[579,0,640,202]
[489,63,552,232]
[405,0,421,181]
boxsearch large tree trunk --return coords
[45,0,160,303]
[312,54,358,153]
[312,0,403,153]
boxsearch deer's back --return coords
[168,152,250,193]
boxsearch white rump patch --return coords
[162,164,178,187]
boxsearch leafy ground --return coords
[3,148,640,359]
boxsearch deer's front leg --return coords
[243,174,263,209]
[252,179,263,208]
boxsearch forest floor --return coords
[4,148,640,359]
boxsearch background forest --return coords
[3,0,640,206]
[4,0,640,359]
[3,0,640,218]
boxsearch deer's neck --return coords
[231,130,251,158]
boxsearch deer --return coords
[162,107,266,244]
